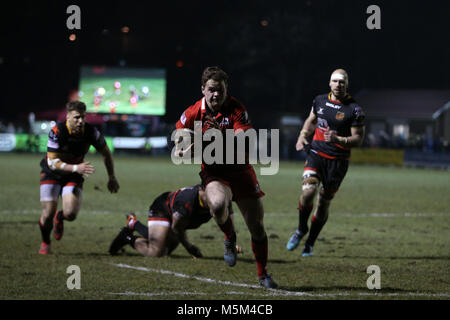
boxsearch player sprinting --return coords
[109,184,237,258]
[286,69,366,257]
[174,66,277,288]
[38,101,119,254]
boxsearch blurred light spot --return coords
[97,87,106,96]
[69,34,77,41]
[121,26,130,33]
[176,60,184,68]
[261,20,269,27]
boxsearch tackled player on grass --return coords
[109,184,238,258]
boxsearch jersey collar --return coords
[328,92,352,104]
[201,97,227,119]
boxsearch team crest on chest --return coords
[220,117,230,128]
[336,111,345,121]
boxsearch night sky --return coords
[1,0,449,127]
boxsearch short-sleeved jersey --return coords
[176,96,253,172]
[40,121,106,174]
[165,184,212,230]
[310,93,365,159]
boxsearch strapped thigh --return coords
[302,169,320,191]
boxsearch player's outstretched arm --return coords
[171,214,203,258]
[296,110,317,151]
[98,145,119,193]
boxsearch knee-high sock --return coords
[218,216,236,243]
[133,220,148,238]
[56,210,64,221]
[305,215,327,247]
[39,217,53,244]
[252,236,268,278]
[298,202,313,234]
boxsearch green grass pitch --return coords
[0,153,449,300]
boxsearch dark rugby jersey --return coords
[310,93,365,159]
[175,96,253,172]
[40,121,106,174]
[165,184,212,230]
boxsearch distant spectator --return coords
[6,122,15,134]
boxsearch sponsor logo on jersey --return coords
[317,107,324,115]
[220,117,230,127]
[336,111,345,120]
[326,102,341,109]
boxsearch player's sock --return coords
[133,221,148,238]
[305,215,327,247]
[56,210,65,221]
[218,216,236,243]
[298,202,313,234]
[39,217,52,245]
[251,235,268,278]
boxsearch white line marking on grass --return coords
[265,212,447,218]
[1,210,447,217]
[109,291,207,297]
[109,290,450,298]
[111,263,449,298]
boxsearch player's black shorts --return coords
[148,192,171,224]
[40,168,84,188]
[303,150,349,196]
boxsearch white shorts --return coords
[148,218,170,228]
[40,183,82,202]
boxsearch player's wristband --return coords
[60,162,66,170]
[72,165,78,173]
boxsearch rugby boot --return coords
[109,227,134,255]
[302,244,313,257]
[53,211,64,240]
[259,273,278,289]
[38,242,51,255]
[224,239,237,267]
[286,229,305,251]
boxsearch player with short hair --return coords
[174,66,277,288]
[286,69,366,256]
[38,101,119,254]
[108,184,234,258]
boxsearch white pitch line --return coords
[0,209,447,217]
[109,291,207,297]
[111,263,450,298]
[109,290,450,298]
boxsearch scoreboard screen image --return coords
[79,66,166,116]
